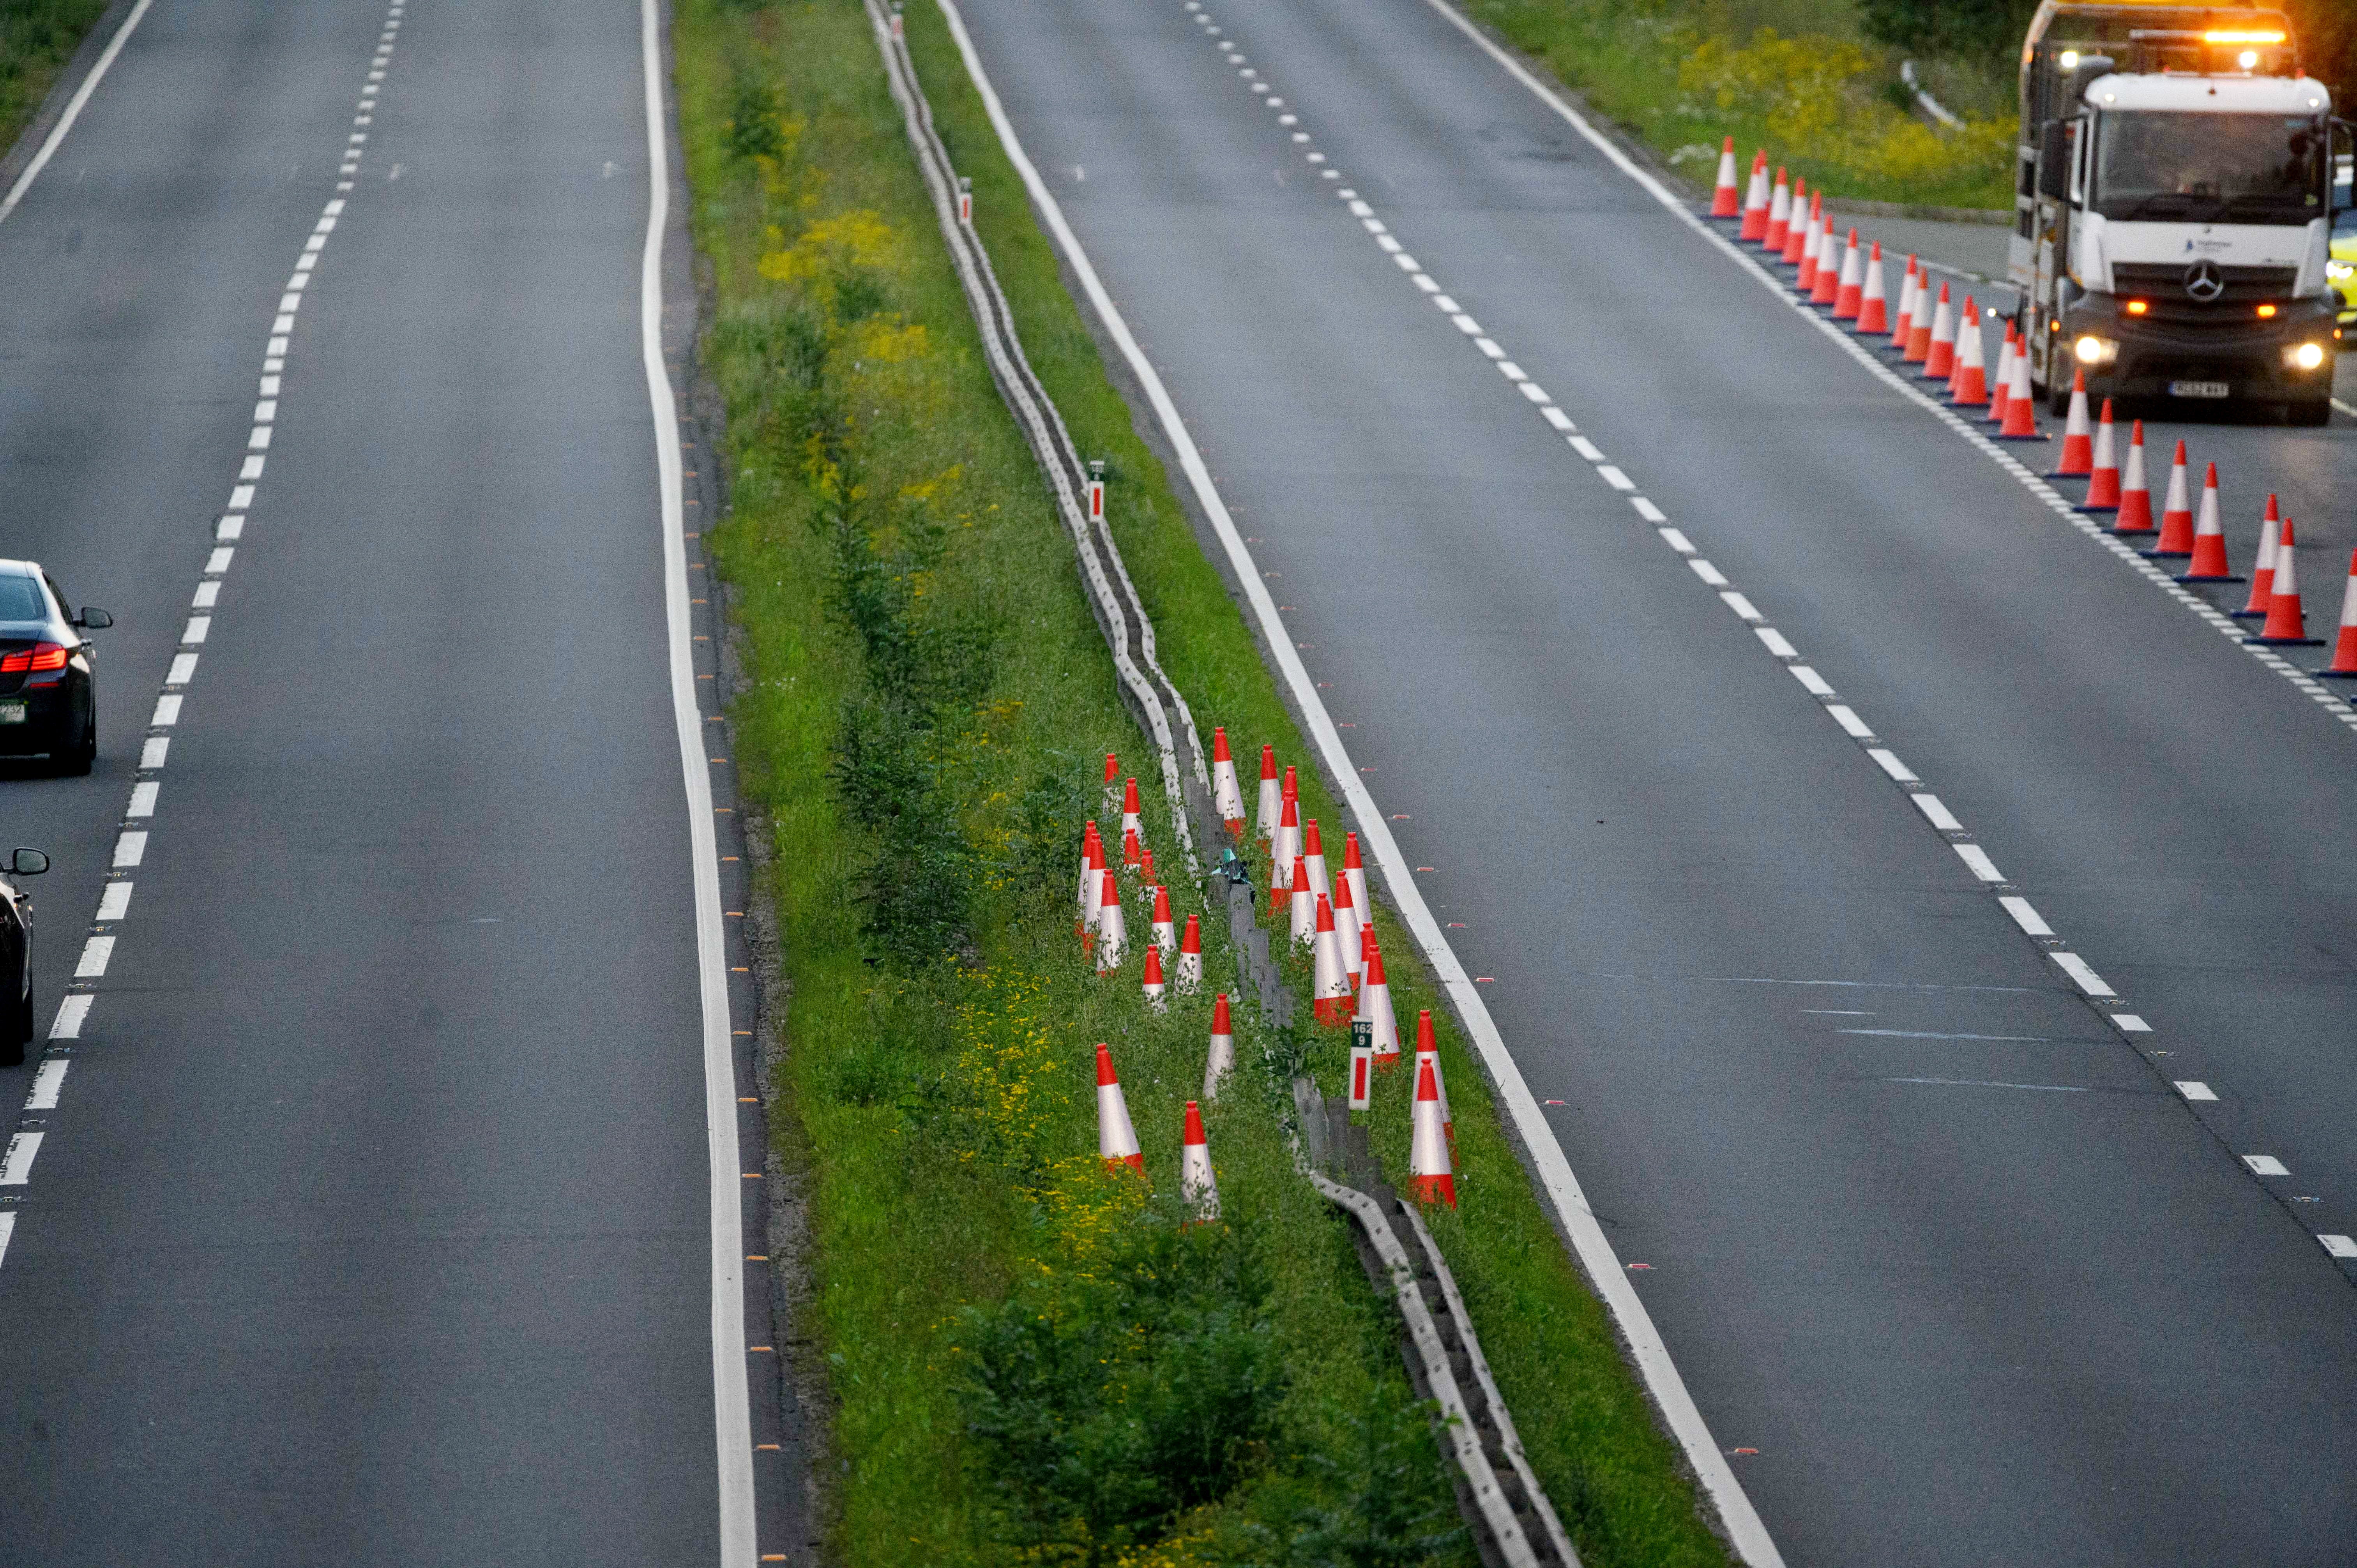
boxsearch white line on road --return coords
[27,1059,67,1110]
[96,881,132,921]
[74,936,113,978]
[49,995,90,1039]
[1,1131,43,1185]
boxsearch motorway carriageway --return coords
[941,0,2357,1561]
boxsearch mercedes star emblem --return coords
[2183,260,2226,302]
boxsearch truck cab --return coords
[2012,4,2349,424]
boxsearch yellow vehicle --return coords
[2334,206,2355,325]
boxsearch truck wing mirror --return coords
[2038,118,2075,200]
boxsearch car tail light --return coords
[0,643,70,674]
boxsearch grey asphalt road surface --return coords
[0,1,734,1562]
[943,0,2357,1561]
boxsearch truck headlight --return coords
[2283,341,2329,371]
[2330,259,2355,282]
[2074,335,2120,366]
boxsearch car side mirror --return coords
[73,607,111,630]
[9,848,49,877]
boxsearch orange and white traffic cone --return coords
[2150,454,2207,558]
[1302,818,1332,906]
[1270,795,1299,907]
[1203,993,1236,1098]
[1905,274,1936,363]
[2177,478,2242,584]
[1830,229,1863,317]
[1142,944,1168,1012]
[1891,255,1919,347]
[1985,324,2014,423]
[1949,297,1988,406]
[1356,933,1400,1065]
[2081,399,2122,510]
[1311,894,1352,1024]
[1180,1101,1219,1218]
[2233,495,2282,616]
[1150,882,1177,955]
[1764,166,1792,250]
[2317,553,2357,678]
[1177,913,1203,992]
[1412,1009,1452,1148]
[1122,824,1145,874]
[1331,866,1363,985]
[1797,197,1825,292]
[1342,832,1371,934]
[1779,180,1810,266]
[2048,369,2094,475]
[1996,345,2042,440]
[1210,726,1246,841]
[1855,242,1888,334]
[1922,283,1956,379]
[1141,847,1158,887]
[1079,821,1104,939]
[1812,224,1848,307]
[1120,775,1143,855]
[1739,149,1770,240]
[2112,421,2155,535]
[1254,743,1279,847]
[1709,136,1740,217]
[1102,752,1120,815]
[1096,1043,1143,1174]
[2149,442,2194,552]
[2246,517,2323,645]
[1288,855,1315,944]
[1096,874,1127,970]
[1409,1021,1454,1208]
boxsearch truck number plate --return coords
[2169,380,2230,399]
[0,703,26,724]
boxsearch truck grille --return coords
[2112,262,2299,305]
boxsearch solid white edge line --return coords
[0,0,157,228]
[638,0,756,1558]
[929,4,1783,1560]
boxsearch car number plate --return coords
[0,703,26,725]
[2169,380,2231,399]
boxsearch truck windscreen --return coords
[2094,112,2326,223]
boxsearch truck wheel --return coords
[2287,399,2331,428]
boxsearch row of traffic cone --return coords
[1093,1002,1461,1208]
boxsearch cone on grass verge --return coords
[1949,297,1988,405]
[2048,370,2094,475]
[1142,945,1168,1012]
[1332,867,1363,984]
[2234,496,2282,616]
[1140,848,1157,887]
[1078,821,1104,939]
[1342,832,1371,935]
[1203,994,1236,1099]
[1103,752,1120,814]
[2246,517,2323,646]
[1412,1009,1453,1149]
[1856,242,1889,334]
[1211,727,1246,840]
[2081,400,2122,510]
[1709,136,1740,217]
[1254,743,1280,846]
[1832,230,1864,318]
[1311,894,1352,1025]
[1922,284,1956,378]
[1408,1054,1455,1209]
[1096,1044,1143,1174]
[1180,1101,1219,1220]
[1355,934,1400,1065]
[1177,913,1204,992]
[2150,443,2194,554]
[2177,480,2243,583]
[1779,181,1810,265]
[1122,825,1145,874]
[1302,818,1332,905]
[1270,795,1300,906]
[1150,883,1177,955]
[1095,873,1126,971]
[1739,149,1770,240]
[2149,456,2211,560]
[2317,553,2357,678]
[1120,777,1143,864]
[2113,422,2155,534]
[1289,855,1315,944]
[1764,166,1792,250]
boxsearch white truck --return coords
[2013,2,2350,425]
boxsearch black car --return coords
[0,844,50,1067]
[0,560,110,774]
